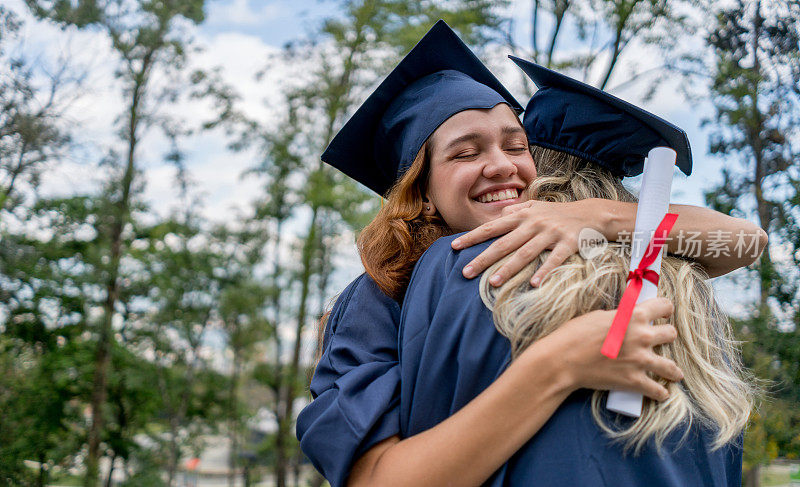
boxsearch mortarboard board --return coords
[509,56,692,177]
[322,20,523,196]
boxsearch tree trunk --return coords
[243,462,251,487]
[276,204,320,487]
[105,453,116,487]
[743,464,760,487]
[599,27,623,89]
[749,0,771,316]
[166,326,207,487]
[531,0,540,63]
[309,471,325,487]
[271,223,287,486]
[599,0,639,90]
[167,415,181,487]
[273,17,369,487]
[37,452,46,487]
[85,51,150,487]
[292,448,303,487]
[0,141,27,213]
[545,0,569,68]
[228,352,242,487]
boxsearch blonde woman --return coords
[476,145,756,482]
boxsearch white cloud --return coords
[6,0,298,224]
[194,31,285,124]
[206,0,282,27]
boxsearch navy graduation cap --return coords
[509,56,692,177]
[322,20,523,196]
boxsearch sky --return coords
[8,0,729,215]
[4,0,756,314]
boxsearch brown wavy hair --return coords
[357,142,453,302]
[312,143,451,368]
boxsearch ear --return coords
[422,195,437,216]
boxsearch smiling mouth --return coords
[475,188,519,203]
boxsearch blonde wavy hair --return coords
[480,145,757,453]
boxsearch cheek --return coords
[518,155,537,183]
[426,167,448,198]
[430,166,476,202]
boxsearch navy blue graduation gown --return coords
[398,234,743,487]
[296,273,402,487]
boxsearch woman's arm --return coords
[603,201,768,278]
[453,198,768,286]
[347,298,681,487]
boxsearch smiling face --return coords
[425,104,536,233]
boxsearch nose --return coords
[482,148,518,179]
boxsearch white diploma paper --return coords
[606,147,676,417]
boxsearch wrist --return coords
[516,332,577,397]
[600,199,632,241]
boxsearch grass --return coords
[761,462,800,487]
[46,472,83,486]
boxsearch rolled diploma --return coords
[606,147,676,417]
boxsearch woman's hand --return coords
[537,297,683,401]
[453,197,769,287]
[452,198,606,287]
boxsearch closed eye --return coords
[453,151,478,160]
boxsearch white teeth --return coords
[477,189,518,203]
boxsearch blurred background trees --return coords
[700,1,800,485]
[1,0,798,486]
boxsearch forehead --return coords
[430,104,524,146]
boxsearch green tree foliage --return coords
[1,194,109,486]
[2,1,796,486]
[18,1,245,484]
[701,1,800,485]
[12,1,233,485]
[125,211,232,486]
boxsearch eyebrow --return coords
[443,133,481,151]
[502,125,527,137]
[442,125,527,151]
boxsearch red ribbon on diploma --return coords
[601,213,679,359]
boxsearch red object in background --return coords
[186,457,200,471]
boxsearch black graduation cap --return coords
[322,20,523,196]
[509,56,692,177]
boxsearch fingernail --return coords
[463,265,474,278]
[452,238,461,249]
[531,277,540,287]
[489,274,502,286]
